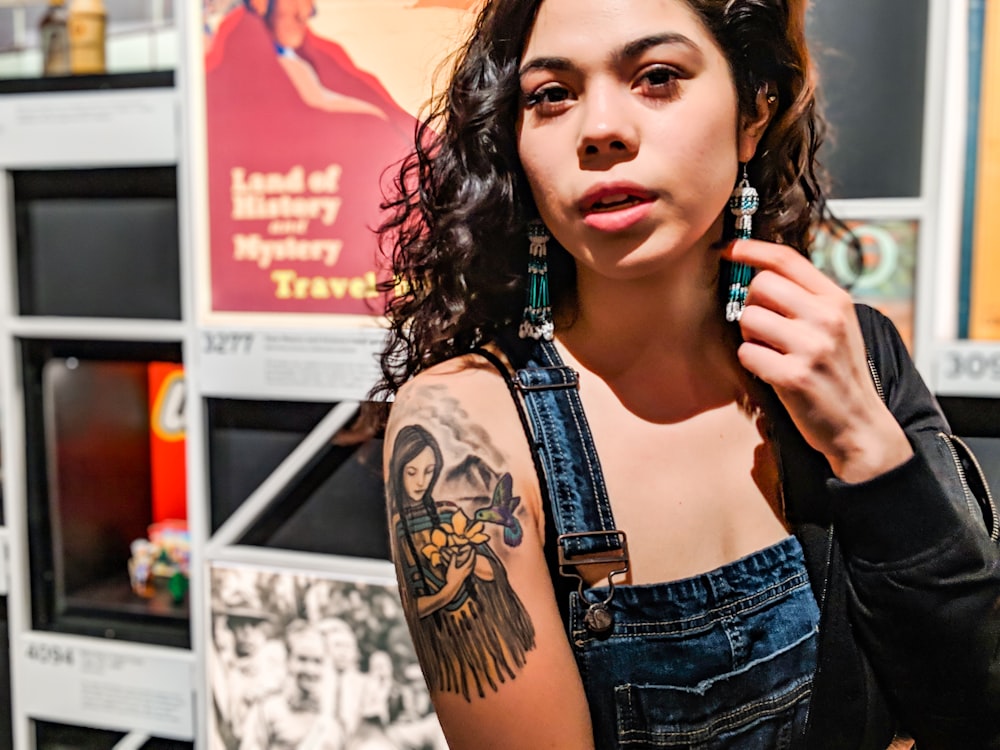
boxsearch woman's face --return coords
[267,0,315,49]
[516,0,764,282]
[402,446,436,502]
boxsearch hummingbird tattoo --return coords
[473,472,523,547]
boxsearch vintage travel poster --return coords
[202,0,479,316]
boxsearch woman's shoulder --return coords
[389,347,516,422]
[384,345,545,524]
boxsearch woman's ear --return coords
[738,82,779,162]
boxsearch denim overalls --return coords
[492,337,821,749]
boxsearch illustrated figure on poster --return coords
[204,0,420,314]
[252,0,391,120]
[387,424,534,702]
[239,619,345,750]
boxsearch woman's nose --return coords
[577,82,638,163]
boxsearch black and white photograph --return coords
[209,561,446,750]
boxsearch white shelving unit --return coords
[0,82,197,748]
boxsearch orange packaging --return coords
[148,362,187,523]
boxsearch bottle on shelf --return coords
[39,0,71,76]
[68,0,107,75]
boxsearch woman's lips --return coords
[580,189,655,232]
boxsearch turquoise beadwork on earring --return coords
[519,221,554,341]
[726,168,759,322]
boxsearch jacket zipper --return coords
[868,349,998,540]
[940,432,1000,543]
[867,355,885,402]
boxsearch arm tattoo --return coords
[387,413,536,701]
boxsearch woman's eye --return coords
[637,65,681,95]
[524,84,572,111]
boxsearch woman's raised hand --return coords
[724,239,913,483]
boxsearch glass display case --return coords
[21,339,188,648]
[0,0,176,83]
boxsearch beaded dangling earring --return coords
[519,220,554,341]
[725,164,759,322]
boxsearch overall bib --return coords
[492,338,821,749]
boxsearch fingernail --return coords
[718,239,737,257]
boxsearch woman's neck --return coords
[565,255,731,357]
[555,253,747,421]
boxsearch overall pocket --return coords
[614,630,816,749]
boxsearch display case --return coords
[207,399,388,559]
[806,0,932,351]
[21,339,187,648]
[0,14,189,739]
[6,89,187,651]
[205,398,334,534]
[0,0,176,83]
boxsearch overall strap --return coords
[488,333,626,566]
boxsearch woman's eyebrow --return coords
[617,32,701,63]
[518,55,575,77]
[519,32,702,78]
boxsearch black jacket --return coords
[778,305,1000,749]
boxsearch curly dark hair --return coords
[372,0,829,405]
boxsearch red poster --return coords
[203,1,478,315]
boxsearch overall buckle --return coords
[557,530,629,636]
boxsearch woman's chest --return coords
[581,398,790,585]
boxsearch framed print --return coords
[208,560,445,750]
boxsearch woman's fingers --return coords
[725,238,839,296]
[725,240,858,372]
[741,268,818,322]
[721,238,912,481]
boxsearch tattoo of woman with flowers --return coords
[388,424,535,701]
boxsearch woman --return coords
[376,1,1000,748]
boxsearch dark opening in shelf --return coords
[207,399,389,559]
[22,339,188,649]
[13,167,181,320]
